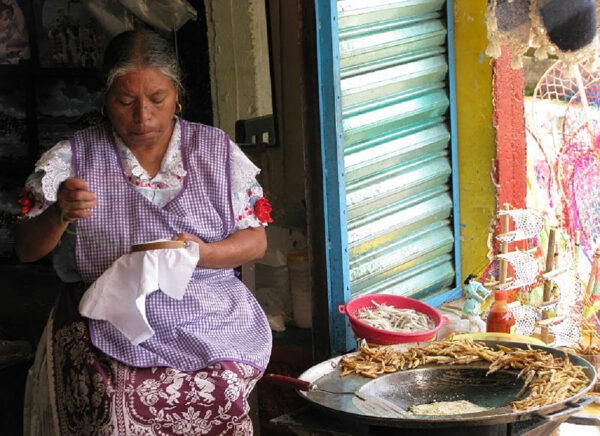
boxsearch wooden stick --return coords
[574,68,596,146]
[574,231,581,272]
[498,203,510,286]
[496,230,516,240]
[541,228,557,343]
[542,267,569,280]
[542,229,557,311]
[535,297,560,309]
[484,279,500,288]
[524,246,538,255]
[537,315,566,326]
[585,249,600,301]
[130,240,186,252]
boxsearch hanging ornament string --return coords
[485,0,599,75]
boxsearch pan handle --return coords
[265,374,312,391]
[338,304,347,315]
[567,396,600,425]
[534,396,596,421]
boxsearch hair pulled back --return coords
[102,30,183,98]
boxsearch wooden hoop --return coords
[130,241,186,252]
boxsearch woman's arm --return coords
[15,178,96,262]
[15,203,66,263]
[172,226,267,269]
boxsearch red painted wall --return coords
[492,47,527,210]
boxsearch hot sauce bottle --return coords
[486,290,515,334]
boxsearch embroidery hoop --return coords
[130,240,188,252]
[59,203,190,252]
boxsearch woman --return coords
[17,30,272,435]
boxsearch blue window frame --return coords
[315,0,461,355]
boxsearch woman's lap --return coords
[25,310,261,436]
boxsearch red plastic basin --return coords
[338,294,448,345]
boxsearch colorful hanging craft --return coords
[485,0,532,68]
[481,206,584,346]
[486,0,599,74]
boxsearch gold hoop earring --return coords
[176,102,182,114]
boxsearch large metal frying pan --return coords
[296,340,597,428]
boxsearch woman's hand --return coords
[172,232,213,261]
[57,178,97,224]
[15,177,96,263]
[172,227,266,269]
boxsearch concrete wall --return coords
[205,0,307,228]
[204,0,273,135]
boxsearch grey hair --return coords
[102,30,183,99]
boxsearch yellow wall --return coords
[454,1,496,280]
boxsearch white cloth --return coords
[79,240,200,345]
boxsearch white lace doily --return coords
[549,317,581,348]
[543,269,584,316]
[510,304,539,336]
[496,209,544,243]
[497,251,541,290]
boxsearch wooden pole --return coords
[574,68,596,146]
[498,203,510,286]
[541,228,557,343]
[585,248,600,302]
[574,231,580,272]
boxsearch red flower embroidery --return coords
[18,187,35,215]
[253,197,273,223]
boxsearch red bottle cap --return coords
[494,290,508,300]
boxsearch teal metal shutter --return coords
[316,0,461,354]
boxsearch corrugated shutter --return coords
[337,0,457,300]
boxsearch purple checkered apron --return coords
[45,121,271,434]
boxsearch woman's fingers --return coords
[61,178,90,191]
[62,191,96,204]
[61,199,97,211]
[172,232,200,243]
[172,233,210,265]
[60,205,94,222]
[57,178,97,223]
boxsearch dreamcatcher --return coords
[558,87,600,259]
[529,60,600,261]
[524,53,600,344]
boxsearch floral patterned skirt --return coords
[24,288,262,436]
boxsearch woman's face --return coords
[106,68,178,149]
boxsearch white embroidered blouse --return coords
[22,120,268,282]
